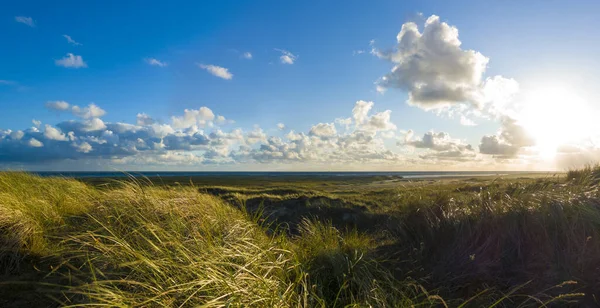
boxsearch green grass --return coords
[1,168,599,307]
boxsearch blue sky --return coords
[1,0,599,171]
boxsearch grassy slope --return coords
[0,168,599,307]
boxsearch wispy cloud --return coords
[0,80,17,86]
[197,64,233,80]
[45,101,71,111]
[15,16,35,27]
[55,53,87,68]
[145,58,168,67]
[274,49,297,64]
[241,52,252,59]
[352,50,365,56]
[63,34,82,46]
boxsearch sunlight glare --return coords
[519,85,592,159]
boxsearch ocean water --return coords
[30,171,529,179]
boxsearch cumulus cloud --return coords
[277,123,286,131]
[28,138,43,147]
[405,131,477,162]
[0,100,486,168]
[136,113,155,126]
[72,103,106,119]
[275,49,297,64]
[373,15,516,112]
[15,16,35,27]
[197,64,233,80]
[44,125,68,141]
[32,119,41,128]
[55,53,87,68]
[215,115,234,125]
[63,34,82,46]
[171,107,216,129]
[242,52,252,59]
[45,101,106,120]
[74,141,92,153]
[145,58,167,67]
[2,101,401,166]
[309,123,337,138]
[479,116,535,158]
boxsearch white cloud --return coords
[136,113,155,126]
[45,101,106,119]
[10,130,25,140]
[215,115,234,125]
[479,116,535,158]
[352,50,365,56]
[405,131,477,162]
[46,101,70,111]
[72,103,106,119]
[407,131,471,152]
[246,128,267,144]
[349,100,396,132]
[81,118,107,131]
[242,52,252,59]
[309,123,337,138]
[55,53,87,68]
[44,125,68,141]
[171,107,216,129]
[28,138,43,147]
[275,49,297,64]
[197,64,233,80]
[335,117,353,130]
[277,123,286,130]
[32,119,41,128]
[145,58,167,67]
[481,76,520,116]
[361,110,397,132]
[352,100,373,124]
[15,16,35,27]
[74,142,92,153]
[63,34,82,46]
[460,115,477,126]
[373,15,515,111]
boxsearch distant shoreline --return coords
[18,170,557,180]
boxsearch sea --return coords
[29,171,535,179]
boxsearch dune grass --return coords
[1,167,600,306]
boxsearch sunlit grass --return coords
[1,168,599,306]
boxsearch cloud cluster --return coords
[405,131,477,161]
[0,100,412,168]
[373,15,516,113]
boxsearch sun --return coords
[519,85,592,159]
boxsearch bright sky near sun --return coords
[1,0,599,171]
